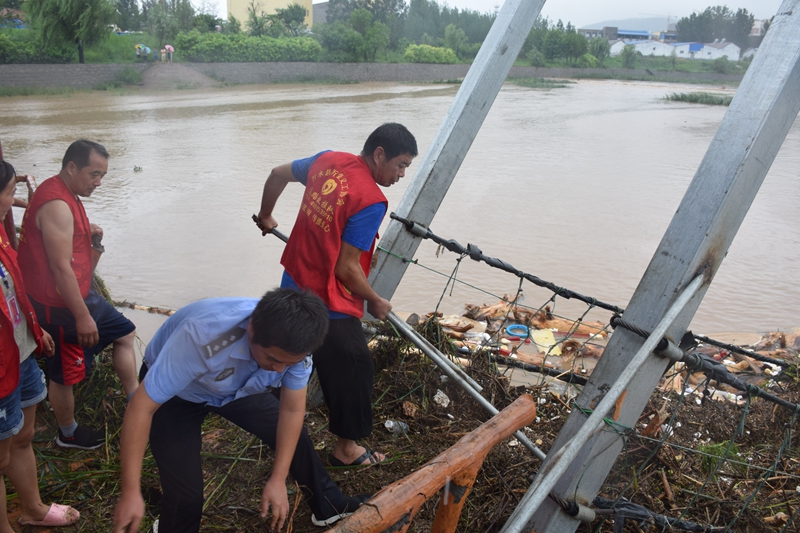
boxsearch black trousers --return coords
[312,317,374,440]
[142,367,349,533]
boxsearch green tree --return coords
[365,20,390,59]
[275,3,308,36]
[587,37,609,65]
[541,29,564,60]
[575,52,597,68]
[314,20,364,61]
[147,4,179,46]
[712,55,731,73]
[226,14,242,33]
[563,30,586,64]
[676,5,753,55]
[246,0,269,36]
[519,15,548,59]
[246,1,291,37]
[525,46,544,66]
[348,8,388,60]
[166,0,196,33]
[326,0,354,23]
[729,8,754,53]
[620,44,636,68]
[25,0,115,63]
[194,13,222,32]
[115,0,141,31]
[443,23,466,58]
[349,7,372,35]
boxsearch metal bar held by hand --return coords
[253,213,545,461]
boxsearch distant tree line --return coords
[519,17,606,68]
[676,5,754,52]
[2,0,759,66]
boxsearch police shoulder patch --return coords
[204,327,246,359]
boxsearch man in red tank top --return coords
[18,140,138,450]
[257,123,417,468]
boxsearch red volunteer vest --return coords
[0,225,46,396]
[281,152,387,318]
[18,175,93,307]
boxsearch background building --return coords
[226,0,313,26]
[312,1,328,25]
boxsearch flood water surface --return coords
[3,80,798,335]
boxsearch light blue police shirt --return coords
[143,298,313,407]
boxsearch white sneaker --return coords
[152,519,159,533]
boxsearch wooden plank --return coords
[368,0,546,301]
[501,2,800,532]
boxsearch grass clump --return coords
[665,91,732,106]
[94,66,143,90]
[0,86,76,97]
[508,77,572,89]
[277,76,360,85]
[698,441,743,478]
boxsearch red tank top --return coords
[18,175,93,307]
[281,152,387,318]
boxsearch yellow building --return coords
[226,0,313,26]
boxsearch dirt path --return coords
[140,63,222,90]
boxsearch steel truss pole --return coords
[368,0,547,301]
[503,3,800,531]
[501,277,702,531]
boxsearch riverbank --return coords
[26,305,800,532]
[0,61,744,91]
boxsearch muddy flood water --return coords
[2,79,799,338]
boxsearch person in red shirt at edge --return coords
[257,123,417,467]
[18,140,138,450]
[0,159,80,527]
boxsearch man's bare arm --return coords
[113,385,161,533]
[257,164,297,234]
[261,386,306,531]
[334,242,391,319]
[37,200,97,347]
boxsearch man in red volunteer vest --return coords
[18,140,138,450]
[257,123,417,467]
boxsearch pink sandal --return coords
[18,503,80,527]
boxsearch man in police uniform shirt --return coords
[112,289,366,533]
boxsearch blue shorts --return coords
[30,290,136,386]
[0,357,47,440]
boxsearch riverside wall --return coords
[0,61,744,89]
[0,63,150,89]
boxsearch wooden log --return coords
[328,395,537,533]
[431,462,481,533]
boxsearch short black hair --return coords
[362,123,418,160]
[0,160,15,191]
[250,288,329,354]
[62,140,109,170]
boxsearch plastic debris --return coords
[434,389,451,408]
[385,420,408,436]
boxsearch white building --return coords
[611,39,741,61]
[609,40,630,57]
[701,41,741,60]
[632,40,675,57]
[672,42,703,59]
